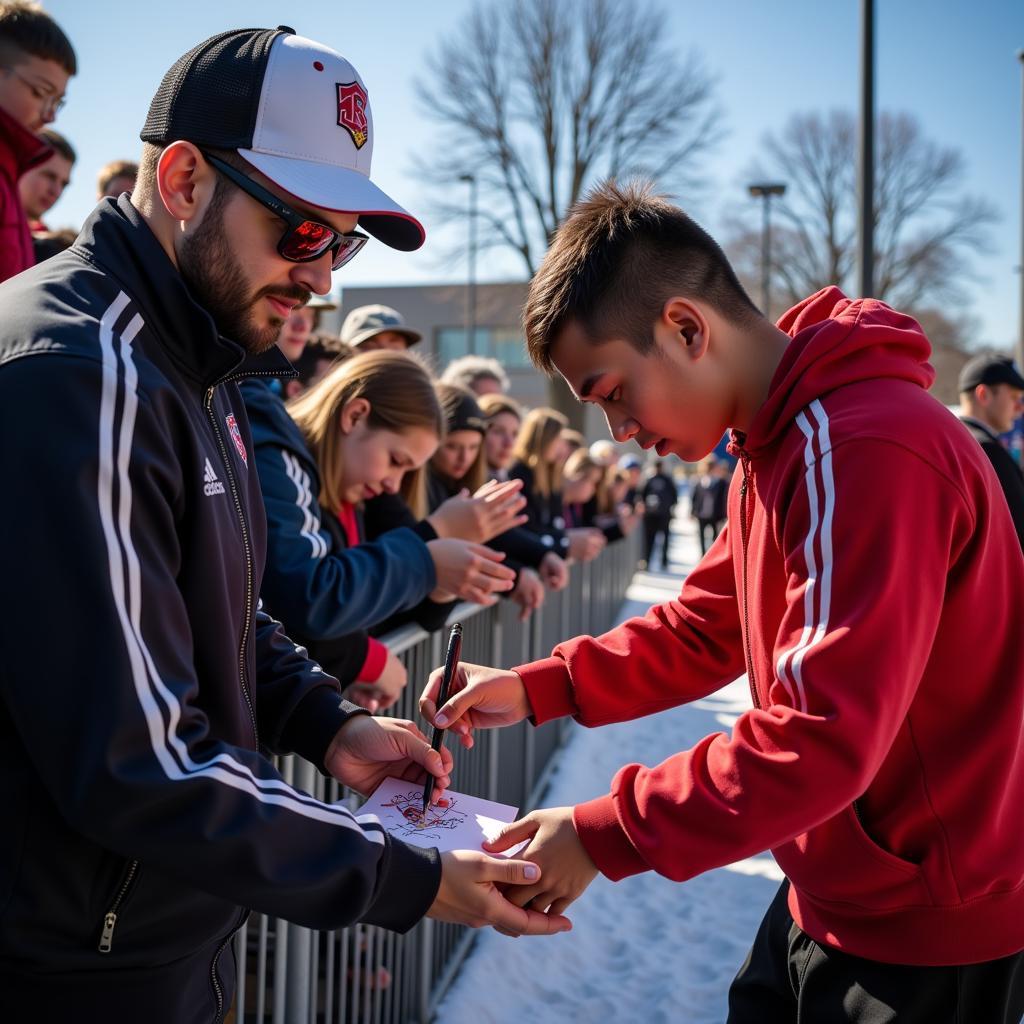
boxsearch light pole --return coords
[747,182,787,318]
[459,173,478,356]
[857,0,876,299]
[1017,49,1024,370]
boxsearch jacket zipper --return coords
[209,909,248,1023]
[738,452,760,710]
[204,384,259,746]
[97,859,139,953]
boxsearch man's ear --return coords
[339,397,371,434]
[662,297,710,361]
[155,141,216,224]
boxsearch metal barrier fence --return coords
[232,529,642,1024]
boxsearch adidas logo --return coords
[203,458,225,497]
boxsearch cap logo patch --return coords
[336,81,368,149]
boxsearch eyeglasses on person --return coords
[0,65,65,116]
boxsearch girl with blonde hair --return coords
[246,350,515,714]
[510,408,605,562]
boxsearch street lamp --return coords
[1017,49,1024,370]
[747,182,787,318]
[858,0,876,300]
[458,173,478,356]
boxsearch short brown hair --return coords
[38,127,73,163]
[524,179,759,373]
[97,158,138,196]
[0,2,75,74]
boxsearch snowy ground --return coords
[435,512,784,1024]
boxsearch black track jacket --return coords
[0,198,440,1022]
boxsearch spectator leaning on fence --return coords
[18,124,72,230]
[426,383,545,621]
[511,405,605,563]
[441,352,509,396]
[420,181,1024,1024]
[0,1,75,281]
[479,391,571,592]
[0,25,568,1024]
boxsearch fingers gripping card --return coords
[357,777,525,855]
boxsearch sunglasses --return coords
[201,152,368,270]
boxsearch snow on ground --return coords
[435,512,784,1024]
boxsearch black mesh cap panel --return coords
[140,27,286,147]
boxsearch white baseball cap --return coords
[140,26,424,252]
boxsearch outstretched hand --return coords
[483,806,599,918]
[428,850,573,937]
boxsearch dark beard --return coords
[178,196,308,356]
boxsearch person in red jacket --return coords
[0,2,75,281]
[420,181,1024,1022]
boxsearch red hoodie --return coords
[518,288,1024,966]
[0,105,51,283]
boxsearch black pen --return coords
[422,622,462,816]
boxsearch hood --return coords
[737,286,935,455]
[0,105,53,182]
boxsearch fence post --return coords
[282,756,315,1023]
[418,918,435,1024]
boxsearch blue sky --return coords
[45,0,1024,348]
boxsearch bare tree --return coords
[724,110,997,321]
[414,0,720,279]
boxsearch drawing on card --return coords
[381,788,467,840]
[357,776,522,854]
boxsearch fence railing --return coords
[232,529,642,1024]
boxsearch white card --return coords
[357,777,524,855]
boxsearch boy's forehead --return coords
[550,321,620,398]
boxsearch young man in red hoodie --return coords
[420,182,1024,1021]
[0,2,75,282]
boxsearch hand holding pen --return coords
[422,623,463,815]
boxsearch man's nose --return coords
[291,251,333,297]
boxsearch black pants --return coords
[643,517,672,569]
[728,881,1024,1023]
[697,517,723,555]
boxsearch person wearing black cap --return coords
[0,25,567,1023]
[958,353,1024,550]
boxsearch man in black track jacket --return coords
[0,26,567,1024]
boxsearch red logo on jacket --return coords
[336,81,368,149]
[225,413,247,466]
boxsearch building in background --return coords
[332,282,612,443]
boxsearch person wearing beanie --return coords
[958,352,1024,550]
[0,24,565,1022]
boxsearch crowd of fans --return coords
[247,300,670,714]
[0,0,726,724]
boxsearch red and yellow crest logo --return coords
[336,81,369,149]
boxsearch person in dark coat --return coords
[641,461,677,570]
[958,353,1024,552]
[690,455,730,555]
